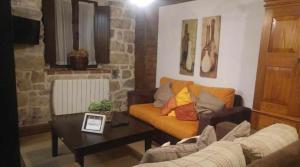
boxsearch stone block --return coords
[111,18,131,29]
[112,100,122,112]
[17,77,32,91]
[120,65,128,69]
[110,53,129,64]
[16,71,24,79]
[15,56,44,70]
[114,89,128,100]
[108,1,125,7]
[123,31,134,43]
[117,31,123,41]
[110,41,125,52]
[30,96,49,106]
[123,78,135,88]
[39,90,50,96]
[33,84,45,90]
[31,71,45,83]
[110,80,120,92]
[127,44,133,54]
[29,91,38,97]
[17,93,29,107]
[111,7,123,18]
[122,70,131,79]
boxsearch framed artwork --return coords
[81,113,106,134]
[200,16,221,78]
[179,19,198,76]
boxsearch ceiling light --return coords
[129,0,156,7]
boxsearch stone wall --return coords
[12,0,136,127]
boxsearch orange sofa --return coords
[128,77,251,143]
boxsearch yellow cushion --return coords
[129,103,198,139]
[175,87,193,106]
[188,84,235,109]
[160,77,193,94]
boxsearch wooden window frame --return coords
[42,0,110,69]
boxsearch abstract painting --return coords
[200,16,221,78]
[179,19,198,76]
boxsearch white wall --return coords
[156,0,264,107]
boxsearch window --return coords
[43,0,110,68]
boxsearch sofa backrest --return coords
[247,140,300,167]
[160,77,238,108]
[51,79,110,116]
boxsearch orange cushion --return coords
[175,103,198,121]
[160,77,193,94]
[129,103,198,139]
[161,97,177,115]
[188,84,235,108]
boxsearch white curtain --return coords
[79,1,96,65]
[55,0,73,65]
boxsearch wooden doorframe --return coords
[0,0,21,166]
[134,0,195,90]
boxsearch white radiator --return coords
[51,79,110,116]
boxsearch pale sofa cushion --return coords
[140,126,217,164]
[153,82,173,108]
[188,83,235,108]
[234,123,298,164]
[194,92,225,114]
[220,121,251,141]
[196,125,217,147]
[135,141,246,167]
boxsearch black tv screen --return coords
[13,16,40,44]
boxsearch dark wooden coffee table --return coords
[49,112,155,167]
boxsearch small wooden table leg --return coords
[145,136,152,151]
[51,128,58,157]
[75,150,84,167]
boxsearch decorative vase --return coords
[68,49,89,70]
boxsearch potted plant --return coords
[68,49,89,70]
[89,100,113,122]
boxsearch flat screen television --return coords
[13,16,40,45]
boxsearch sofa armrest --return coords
[198,106,252,133]
[127,89,156,110]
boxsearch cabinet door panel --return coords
[255,6,300,118]
[268,16,300,53]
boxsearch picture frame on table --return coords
[81,113,106,134]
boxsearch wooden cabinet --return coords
[252,0,300,132]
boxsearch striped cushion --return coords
[234,123,298,164]
[135,141,246,167]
